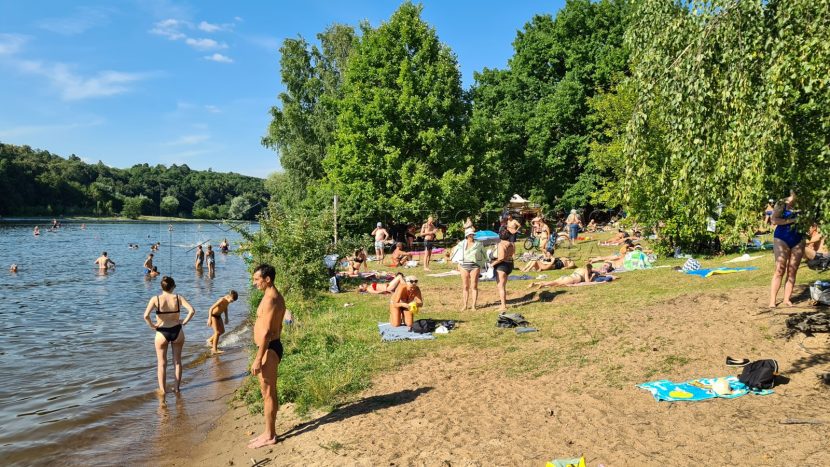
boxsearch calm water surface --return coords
[0,222,257,466]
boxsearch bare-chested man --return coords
[420,216,438,271]
[506,213,521,243]
[206,290,238,354]
[371,222,390,261]
[94,252,115,269]
[248,264,286,449]
[144,253,154,274]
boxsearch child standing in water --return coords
[207,290,238,354]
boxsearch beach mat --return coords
[566,275,618,286]
[724,254,764,263]
[378,323,435,341]
[684,267,757,278]
[638,376,773,402]
[427,270,461,277]
[481,274,535,282]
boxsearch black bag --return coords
[807,253,830,271]
[496,312,529,328]
[738,359,779,390]
[411,319,437,334]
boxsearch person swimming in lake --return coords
[10,264,18,273]
[219,238,230,253]
[206,245,216,274]
[207,290,238,354]
[195,245,205,270]
[146,266,160,278]
[94,252,115,269]
[33,226,40,236]
[143,276,196,394]
[144,253,154,274]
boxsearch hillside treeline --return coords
[0,142,267,220]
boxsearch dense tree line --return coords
[0,143,267,219]
[262,0,827,252]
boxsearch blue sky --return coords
[0,0,564,178]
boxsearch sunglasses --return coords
[407,280,418,284]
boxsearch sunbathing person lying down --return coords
[528,263,597,289]
[358,273,404,294]
[589,239,634,262]
[520,249,576,272]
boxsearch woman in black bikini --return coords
[346,248,367,276]
[143,276,196,394]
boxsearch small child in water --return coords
[206,290,238,354]
[10,264,18,272]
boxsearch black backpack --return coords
[807,253,830,271]
[738,359,779,390]
[411,319,437,334]
[496,312,530,328]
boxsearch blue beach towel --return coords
[378,323,435,341]
[684,267,757,278]
[481,274,535,282]
[638,376,773,402]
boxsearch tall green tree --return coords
[317,2,473,230]
[262,24,356,202]
[624,0,829,250]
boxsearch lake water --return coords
[0,222,257,466]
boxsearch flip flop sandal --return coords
[726,356,750,367]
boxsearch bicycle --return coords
[523,236,541,252]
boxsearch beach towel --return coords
[638,376,773,402]
[623,250,652,270]
[684,267,757,278]
[409,248,445,256]
[426,270,461,277]
[724,253,764,263]
[480,274,535,282]
[378,323,435,341]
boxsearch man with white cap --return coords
[389,275,423,327]
[371,222,390,261]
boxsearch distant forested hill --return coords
[0,142,268,219]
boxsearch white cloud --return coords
[185,37,226,50]
[164,134,210,145]
[13,59,152,100]
[36,7,114,35]
[197,21,222,33]
[0,33,28,55]
[204,53,233,63]
[149,18,188,40]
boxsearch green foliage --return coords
[467,0,631,212]
[0,143,267,217]
[160,195,179,216]
[121,195,150,219]
[317,2,474,231]
[228,196,252,220]
[263,24,356,199]
[625,0,830,251]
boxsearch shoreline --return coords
[0,216,248,223]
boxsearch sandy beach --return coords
[170,283,830,466]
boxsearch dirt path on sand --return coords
[171,286,830,466]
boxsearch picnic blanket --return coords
[724,253,764,263]
[378,323,435,341]
[409,248,445,256]
[426,270,461,277]
[638,376,773,402]
[684,267,757,278]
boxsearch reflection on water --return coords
[0,222,256,466]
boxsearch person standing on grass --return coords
[248,264,286,449]
[456,228,488,311]
[506,213,521,244]
[207,290,237,354]
[769,190,805,308]
[491,229,516,311]
[372,222,390,261]
[390,275,423,327]
[566,209,582,248]
[420,215,438,271]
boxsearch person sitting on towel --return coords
[528,262,597,289]
[390,275,423,327]
[390,243,411,267]
[345,248,368,277]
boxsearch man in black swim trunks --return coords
[420,215,438,271]
[248,264,286,449]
